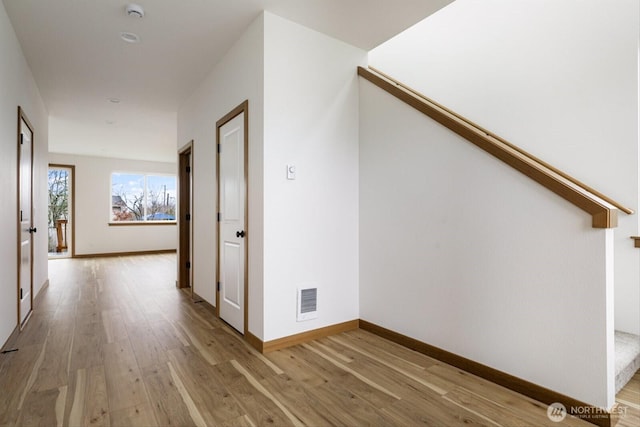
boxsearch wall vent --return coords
[297,287,318,321]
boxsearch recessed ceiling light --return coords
[120,32,140,43]
[108,97,120,104]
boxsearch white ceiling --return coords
[3,0,452,162]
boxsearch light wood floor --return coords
[0,254,637,427]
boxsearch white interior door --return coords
[19,117,34,326]
[218,112,246,333]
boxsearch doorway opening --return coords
[18,107,34,328]
[178,142,193,295]
[48,164,74,258]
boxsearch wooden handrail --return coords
[359,66,634,229]
[368,66,634,216]
[632,237,640,248]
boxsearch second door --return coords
[217,107,247,334]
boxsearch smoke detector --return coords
[126,3,144,18]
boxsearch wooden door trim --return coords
[17,106,34,329]
[178,141,194,295]
[216,100,249,336]
[48,164,76,257]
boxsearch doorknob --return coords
[28,227,37,233]
[236,230,245,238]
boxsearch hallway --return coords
[0,254,637,426]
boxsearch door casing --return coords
[216,101,249,335]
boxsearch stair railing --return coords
[358,66,634,229]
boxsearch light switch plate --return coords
[287,164,296,180]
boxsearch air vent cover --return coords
[297,287,318,321]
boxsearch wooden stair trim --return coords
[358,66,633,229]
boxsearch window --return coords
[111,173,176,222]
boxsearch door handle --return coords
[236,230,245,238]
[28,227,37,233]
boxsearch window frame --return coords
[109,171,177,225]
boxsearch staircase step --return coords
[615,330,640,394]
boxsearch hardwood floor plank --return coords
[442,386,530,427]
[67,368,86,426]
[616,372,640,427]
[166,361,207,427]
[143,362,201,427]
[324,335,454,395]
[101,309,129,344]
[617,397,640,410]
[287,345,399,409]
[230,359,304,427]
[30,320,73,392]
[126,322,168,370]
[344,329,440,368]
[259,373,348,426]
[302,342,401,400]
[219,414,258,427]
[61,364,110,427]
[617,372,639,402]
[103,340,150,412]
[148,317,191,349]
[110,402,158,427]
[14,387,60,427]
[311,340,355,364]
[68,316,103,371]
[214,328,282,380]
[213,360,297,427]
[381,393,490,427]
[304,381,395,426]
[17,339,48,411]
[116,296,148,326]
[220,327,284,375]
[179,300,220,330]
[12,311,52,349]
[83,365,110,427]
[174,320,223,365]
[329,333,428,372]
[166,345,245,425]
[54,385,67,427]
[265,348,326,388]
[615,406,639,427]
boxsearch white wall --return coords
[262,13,366,341]
[178,12,365,342]
[369,0,640,335]
[177,14,265,334]
[0,2,49,347]
[359,81,615,408]
[47,153,177,256]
